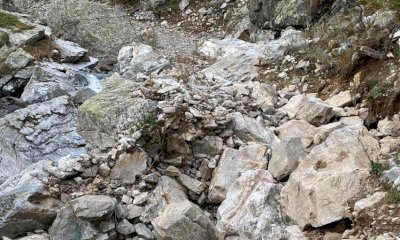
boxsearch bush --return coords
[0,11,32,30]
[386,186,400,204]
[372,162,390,176]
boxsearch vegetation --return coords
[357,0,400,13]
[372,162,390,176]
[0,11,33,30]
[386,186,400,205]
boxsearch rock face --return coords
[0,161,63,238]
[217,170,286,239]
[153,200,222,240]
[248,0,329,29]
[281,127,373,228]
[208,143,268,203]
[78,74,157,149]
[0,96,86,183]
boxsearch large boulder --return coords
[248,0,329,29]
[77,74,157,149]
[281,126,375,228]
[208,143,268,203]
[152,200,222,240]
[0,161,63,238]
[54,38,88,63]
[49,205,97,240]
[217,170,286,239]
[0,96,86,183]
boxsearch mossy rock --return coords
[77,74,157,149]
[0,31,9,48]
[0,11,33,31]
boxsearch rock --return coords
[78,74,157,149]
[380,167,400,184]
[339,116,364,127]
[313,122,344,145]
[249,81,278,110]
[354,192,386,212]
[135,223,155,239]
[179,0,189,10]
[0,31,9,47]
[49,205,97,240]
[48,160,83,182]
[0,97,28,117]
[192,135,223,156]
[4,48,34,70]
[117,43,168,78]
[153,176,188,211]
[285,225,309,240]
[325,90,354,107]
[208,143,268,203]
[98,163,110,177]
[281,127,373,228]
[110,149,149,184]
[7,23,46,46]
[0,96,86,183]
[116,219,136,235]
[71,195,115,221]
[0,161,63,238]
[54,38,88,63]
[126,204,144,219]
[177,174,206,195]
[295,97,334,126]
[248,0,328,29]
[217,170,285,239]
[231,112,278,145]
[378,115,400,137]
[268,137,307,180]
[276,120,318,148]
[153,200,222,240]
[279,94,307,119]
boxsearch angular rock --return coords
[192,135,223,156]
[54,38,88,63]
[231,112,278,145]
[44,155,83,179]
[71,195,115,221]
[281,127,373,228]
[325,90,354,107]
[378,114,400,137]
[268,137,307,180]
[295,98,334,126]
[153,200,222,240]
[177,174,206,195]
[354,192,386,212]
[78,74,157,149]
[208,143,267,203]
[0,96,86,183]
[217,170,285,239]
[126,204,144,219]
[4,48,34,70]
[313,122,344,145]
[279,94,307,119]
[49,205,97,240]
[0,161,63,238]
[110,149,149,184]
[0,97,27,117]
[276,119,318,148]
[135,223,155,239]
[116,219,136,235]
[285,225,309,240]
[249,81,278,110]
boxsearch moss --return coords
[0,11,33,30]
[0,63,15,76]
[371,162,390,176]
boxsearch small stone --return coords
[135,223,155,239]
[177,174,206,195]
[99,163,111,177]
[126,204,144,219]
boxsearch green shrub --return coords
[0,11,32,30]
[386,186,400,204]
[372,162,390,176]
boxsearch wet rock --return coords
[54,38,88,63]
[281,127,373,228]
[49,205,97,240]
[268,137,307,180]
[110,149,149,184]
[71,195,115,221]
[153,200,222,240]
[0,161,63,238]
[208,143,268,203]
[217,169,285,239]
[0,96,86,183]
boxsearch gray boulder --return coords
[0,96,86,183]
[268,137,307,180]
[295,97,335,126]
[0,97,27,117]
[4,48,33,70]
[276,119,317,148]
[248,0,329,29]
[71,195,115,221]
[217,170,286,239]
[152,200,222,240]
[208,143,268,203]
[0,161,63,238]
[49,205,97,240]
[54,38,88,63]
[281,127,374,228]
[78,74,157,149]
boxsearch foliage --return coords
[357,0,400,12]
[372,162,390,176]
[386,186,400,204]
[0,11,32,30]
